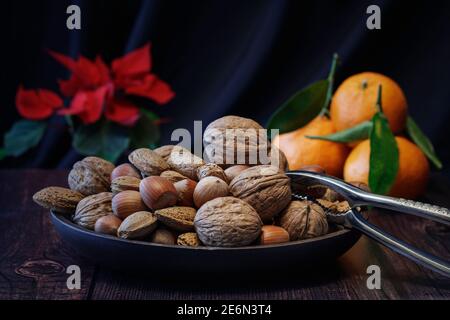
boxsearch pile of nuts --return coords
[33,115,356,248]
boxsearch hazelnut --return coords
[94,215,122,236]
[193,176,229,208]
[224,165,249,182]
[174,179,197,207]
[112,190,147,219]
[150,228,176,245]
[259,225,290,245]
[140,176,178,210]
[111,163,141,180]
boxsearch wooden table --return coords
[0,169,449,300]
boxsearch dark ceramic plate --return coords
[50,211,361,273]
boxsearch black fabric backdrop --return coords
[1,0,450,177]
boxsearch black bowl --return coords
[50,211,361,273]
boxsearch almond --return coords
[154,206,197,232]
[33,186,84,214]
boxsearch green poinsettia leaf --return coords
[406,116,442,169]
[369,86,399,195]
[0,148,6,161]
[306,121,372,143]
[266,79,329,134]
[130,110,161,149]
[73,120,130,163]
[4,120,47,157]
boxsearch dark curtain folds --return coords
[1,0,450,178]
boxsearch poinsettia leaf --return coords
[266,79,329,134]
[0,148,6,161]
[4,120,47,157]
[406,116,442,169]
[73,120,130,163]
[306,121,372,143]
[129,110,160,149]
[323,53,339,112]
[140,108,160,121]
[369,87,399,195]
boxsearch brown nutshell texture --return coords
[117,211,158,239]
[112,190,147,219]
[229,165,291,221]
[174,179,197,207]
[166,146,205,180]
[150,228,176,245]
[160,170,188,184]
[196,163,228,182]
[33,186,84,214]
[268,145,289,172]
[177,233,202,247]
[193,176,229,208]
[259,225,290,245]
[111,176,141,195]
[155,206,197,232]
[153,145,175,161]
[111,163,141,180]
[203,116,268,167]
[194,197,262,247]
[128,148,169,176]
[224,165,250,182]
[140,176,178,210]
[68,157,115,195]
[278,200,328,240]
[94,215,122,236]
[73,192,113,230]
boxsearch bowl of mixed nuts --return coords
[34,116,362,272]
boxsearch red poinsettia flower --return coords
[58,84,112,125]
[16,86,63,120]
[49,43,174,127]
[48,50,110,96]
[111,44,175,104]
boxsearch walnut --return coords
[203,115,271,167]
[229,165,291,221]
[194,197,262,247]
[268,145,289,172]
[277,200,328,240]
[316,199,351,214]
[68,157,115,195]
[128,148,169,177]
[73,192,113,230]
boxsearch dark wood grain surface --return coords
[0,169,449,300]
